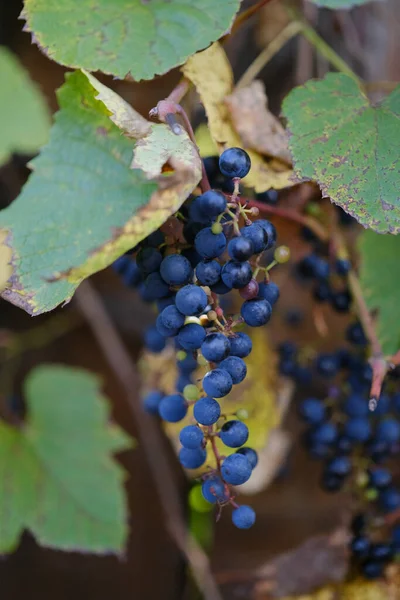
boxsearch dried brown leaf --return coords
[226,81,292,165]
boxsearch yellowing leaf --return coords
[0,70,201,314]
[195,123,219,158]
[182,43,294,192]
[0,230,12,293]
[139,328,281,476]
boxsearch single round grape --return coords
[160,305,185,331]
[258,282,280,306]
[229,332,252,358]
[343,417,371,442]
[350,535,370,559]
[196,260,221,286]
[156,313,179,338]
[228,237,254,261]
[256,219,277,250]
[368,467,392,489]
[195,227,227,260]
[177,323,206,351]
[202,369,233,398]
[232,505,256,529]
[144,326,166,353]
[376,418,400,444]
[326,455,352,477]
[136,247,163,274]
[197,189,227,217]
[219,147,251,179]
[220,420,249,448]
[143,272,170,300]
[236,447,258,469]
[202,476,228,504]
[160,254,193,286]
[239,279,259,300]
[179,447,207,469]
[201,333,231,362]
[179,425,204,449]
[143,390,163,415]
[175,284,208,316]
[221,260,253,289]
[218,356,247,384]
[298,397,326,425]
[193,397,221,426]
[158,394,188,423]
[221,453,252,485]
[241,298,272,327]
[240,224,267,254]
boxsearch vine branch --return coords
[75,281,222,600]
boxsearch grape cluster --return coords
[277,303,400,575]
[113,147,286,529]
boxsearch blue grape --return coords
[196,260,221,286]
[256,219,277,250]
[193,397,221,426]
[343,417,371,442]
[240,224,267,254]
[299,398,326,425]
[218,356,247,384]
[112,255,131,275]
[202,369,233,398]
[229,332,252,358]
[156,313,179,338]
[376,418,400,444]
[157,295,176,312]
[326,455,352,476]
[315,353,340,378]
[179,447,207,469]
[368,468,392,489]
[195,228,227,259]
[343,394,369,417]
[310,422,338,445]
[202,477,228,504]
[236,447,258,469]
[350,535,370,558]
[220,420,249,448]
[160,305,185,331]
[143,390,163,415]
[232,505,256,529]
[219,147,251,179]
[228,237,254,261]
[221,260,253,288]
[221,453,252,485]
[136,247,163,273]
[258,282,280,306]
[241,298,272,327]
[197,190,227,216]
[177,323,206,351]
[144,326,166,353]
[336,258,351,275]
[160,254,193,286]
[189,196,213,224]
[179,425,204,449]
[175,285,208,316]
[143,272,170,300]
[143,229,164,248]
[158,394,188,423]
[201,333,231,362]
[210,280,232,295]
[379,487,400,512]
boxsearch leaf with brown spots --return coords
[0,70,201,315]
[21,0,241,81]
[282,74,400,233]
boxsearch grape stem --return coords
[239,196,330,241]
[150,98,211,193]
[75,281,223,600]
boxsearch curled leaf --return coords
[0,70,201,315]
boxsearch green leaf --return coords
[0,365,133,554]
[309,0,371,7]
[21,0,241,81]
[0,46,49,166]
[282,74,400,234]
[0,70,201,315]
[359,231,400,356]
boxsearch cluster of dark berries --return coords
[113,147,287,529]
[277,327,400,577]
